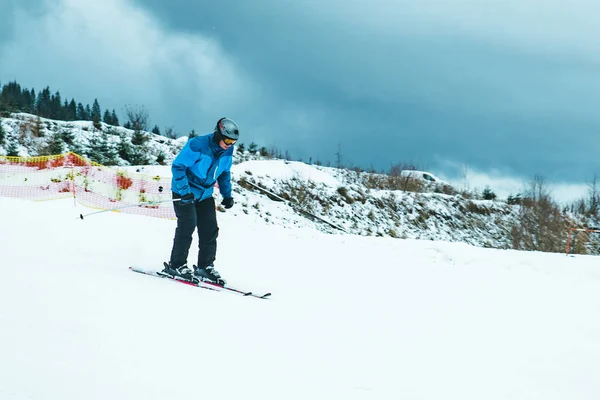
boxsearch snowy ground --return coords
[1,194,600,400]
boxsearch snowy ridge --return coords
[229,160,518,248]
[1,112,594,254]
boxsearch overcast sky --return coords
[2,0,600,201]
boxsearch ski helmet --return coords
[215,117,240,141]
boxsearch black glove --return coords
[180,193,195,205]
[221,197,234,209]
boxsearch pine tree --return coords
[28,89,36,113]
[36,87,52,118]
[46,132,65,154]
[27,89,38,114]
[103,110,112,125]
[0,122,5,145]
[101,128,121,165]
[85,104,92,121]
[50,91,62,119]
[0,82,36,114]
[129,146,151,165]
[87,134,106,164]
[88,133,119,164]
[0,92,7,114]
[91,99,102,125]
[482,187,497,200]
[63,100,69,119]
[151,125,160,135]
[103,138,120,165]
[118,131,134,163]
[22,88,35,114]
[6,139,19,156]
[76,103,87,120]
[58,125,75,147]
[156,151,167,165]
[110,109,119,126]
[66,99,77,120]
[1,81,21,111]
[131,130,149,146]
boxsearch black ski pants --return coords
[169,194,219,269]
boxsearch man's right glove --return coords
[180,192,195,205]
[221,197,234,209]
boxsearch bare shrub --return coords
[510,175,571,253]
[337,186,355,204]
[123,104,149,132]
[465,201,491,215]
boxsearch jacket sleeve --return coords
[217,170,232,199]
[171,139,201,195]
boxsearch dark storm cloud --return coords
[131,0,600,181]
[2,0,600,188]
[0,0,47,40]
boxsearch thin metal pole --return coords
[79,198,181,220]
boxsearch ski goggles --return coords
[222,137,237,146]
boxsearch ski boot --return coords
[161,262,197,282]
[193,264,226,286]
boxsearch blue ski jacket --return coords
[171,133,234,201]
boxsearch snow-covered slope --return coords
[1,194,600,400]
[232,159,521,248]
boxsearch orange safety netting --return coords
[0,152,176,219]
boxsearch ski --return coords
[129,266,271,299]
[197,278,272,299]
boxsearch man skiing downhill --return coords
[162,117,239,285]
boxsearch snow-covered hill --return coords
[1,112,596,254]
[0,112,185,165]
[231,159,519,248]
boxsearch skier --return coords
[162,117,239,285]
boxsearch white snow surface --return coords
[236,159,341,187]
[2,175,600,399]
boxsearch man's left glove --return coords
[221,197,234,209]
